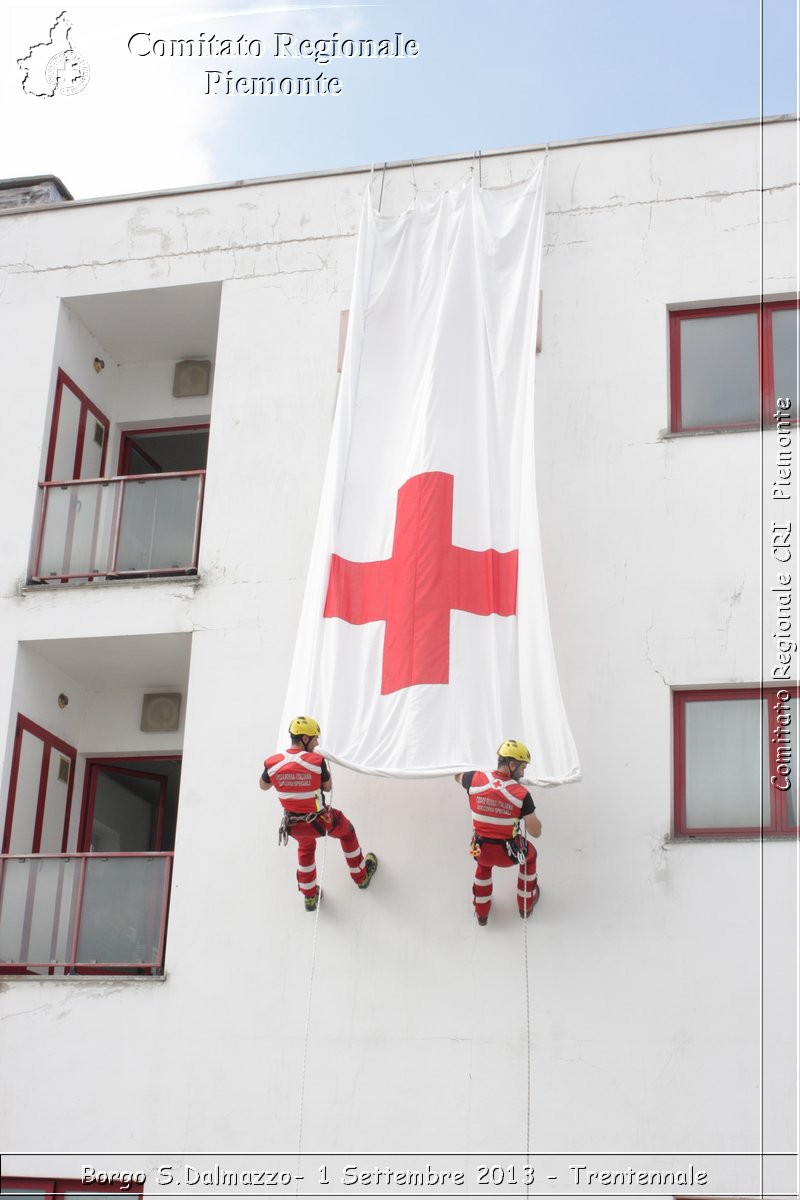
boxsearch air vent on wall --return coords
[173,359,211,398]
[56,755,71,783]
[141,692,182,733]
[93,420,105,447]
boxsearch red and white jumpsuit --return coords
[462,770,539,920]
[263,747,369,897]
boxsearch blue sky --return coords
[2,0,798,198]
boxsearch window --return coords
[117,424,210,475]
[1,1179,143,1200]
[2,715,77,854]
[673,687,798,837]
[45,369,110,482]
[669,300,799,432]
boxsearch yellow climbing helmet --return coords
[289,716,321,737]
[497,739,531,763]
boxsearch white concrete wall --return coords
[109,359,211,470]
[0,119,797,1165]
[81,687,185,758]
[50,303,118,448]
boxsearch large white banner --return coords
[283,166,580,783]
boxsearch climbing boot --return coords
[304,888,321,912]
[476,913,489,926]
[358,853,378,889]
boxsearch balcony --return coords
[0,852,173,975]
[30,471,205,584]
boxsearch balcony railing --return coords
[0,852,173,975]
[31,471,205,583]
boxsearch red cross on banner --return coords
[324,472,518,694]
[282,170,580,781]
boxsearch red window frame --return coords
[2,715,78,854]
[669,299,798,433]
[673,686,799,837]
[117,422,211,475]
[44,368,110,482]
[78,755,175,852]
[1,1177,144,1198]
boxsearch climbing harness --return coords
[469,825,528,865]
[278,806,332,845]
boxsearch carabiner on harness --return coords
[278,811,290,846]
[506,831,528,866]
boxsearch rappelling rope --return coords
[378,161,387,212]
[295,818,329,1194]
[522,847,532,1197]
[293,791,534,1192]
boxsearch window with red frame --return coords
[1,1179,143,1200]
[669,300,798,432]
[673,687,798,837]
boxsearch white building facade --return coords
[0,117,797,1185]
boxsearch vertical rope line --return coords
[295,829,328,1193]
[378,162,387,213]
[522,849,532,1199]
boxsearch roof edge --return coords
[2,112,796,216]
[0,174,74,200]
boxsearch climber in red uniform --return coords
[260,716,377,911]
[456,739,541,926]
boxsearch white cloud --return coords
[3,3,234,199]
[1,2,380,199]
